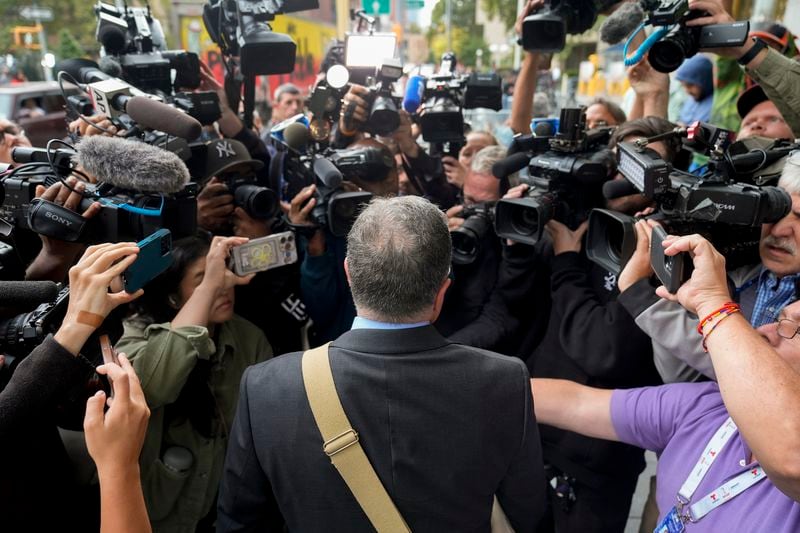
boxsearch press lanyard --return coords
[677,417,767,522]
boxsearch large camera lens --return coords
[648,29,697,73]
[511,206,541,238]
[234,184,279,219]
[327,191,373,237]
[451,214,491,265]
[494,196,552,246]
[586,209,637,274]
[368,96,400,136]
[756,186,792,224]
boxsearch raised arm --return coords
[531,378,618,442]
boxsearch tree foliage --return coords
[427,0,489,67]
[57,28,84,61]
[480,0,518,31]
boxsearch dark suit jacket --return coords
[217,325,546,532]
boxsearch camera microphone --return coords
[124,96,203,139]
[533,121,555,137]
[283,122,311,152]
[0,281,59,311]
[599,1,646,45]
[77,136,191,193]
[313,156,343,189]
[98,56,124,78]
[492,152,531,179]
[603,179,640,199]
[402,75,426,113]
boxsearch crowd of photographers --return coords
[2,0,800,531]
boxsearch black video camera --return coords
[493,107,616,245]
[0,284,70,360]
[415,53,502,153]
[451,202,496,265]
[641,0,749,72]
[363,59,404,137]
[521,0,611,52]
[586,127,794,280]
[203,0,316,76]
[7,146,197,244]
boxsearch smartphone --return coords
[123,229,173,293]
[650,226,692,294]
[99,334,119,397]
[229,232,298,276]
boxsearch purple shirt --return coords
[611,382,800,532]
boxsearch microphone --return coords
[533,121,555,137]
[603,179,639,199]
[313,156,343,189]
[0,281,59,310]
[599,1,646,44]
[77,136,191,193]
[402,75,426,113]
[492,152,530,179]
[283,122,311,152]
[98,55,124,78]
[124,97,202,139]
[57,58,111,85]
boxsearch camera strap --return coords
[27,198,87,242]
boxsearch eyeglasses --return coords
[0,125,25,145]
[777,318,800,340]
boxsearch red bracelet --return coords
[697,302,740,335]
[700,307,741,352]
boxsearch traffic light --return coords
[13,25,43,50]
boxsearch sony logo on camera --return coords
[714,203,736,211]
[44,210,74,227]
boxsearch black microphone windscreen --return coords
[603,179,639,199]
[313,157,343,189]
[125,97,203,140]
[599,1,645,44]
[284,122,311,151]
[98,56,123,78]
[56,58,107,85]
[0,281,59,310]
[77,136,191,193]
[533,121,555,137]
[492,152,530,179]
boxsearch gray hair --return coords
[346,196,451,322]
[273,83,300,102]
[779,152,800,194]
[470,145,507,175]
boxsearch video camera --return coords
[639,0,749,73]
[493,107,616,246]
[405,53,502,156]
[451,202,496,265]
[0,284,70,360]
[586,124,794,282]
[6,145,197,244]
[521,0,617,52]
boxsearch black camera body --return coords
[641,0,749,72]
[221,174,280,220]
[586,138,792,275]
[521,0,605,52]
[203,0,314,76]
[0,284,69,359]
[363,59,404,137]
[451,202,496,265]
[494,107,615,246]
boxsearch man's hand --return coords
[68,114,119,138]
[446,204,466,231]
[627,57,669,98]
[393,110,419,158]
[545,219,587,255]
[442,156,467,188]
[515,0,546,37]
[618,220,655,292]
[201,236,255,293]
[84,354,150,477]
[685,0,765,64]
[655,233,732,316]
[231,207,270,239]
[280,185,326,256]
[339,85,371,134]
[197,177,234,232]
[199,59,230,111]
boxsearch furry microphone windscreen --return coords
[599,1,646,45]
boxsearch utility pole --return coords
[445,0,452,51]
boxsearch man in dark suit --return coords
[217,195,546,532]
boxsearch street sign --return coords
[362,0,390,15]
[406,0,424,9]
[19,6,53,21]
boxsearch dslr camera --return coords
[586,124,793,282]
[493,107,616,246]
[451,202,496,265]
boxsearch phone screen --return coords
[99,334,119,397]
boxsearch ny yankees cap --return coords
[198,138,264,184]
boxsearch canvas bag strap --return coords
[301,343,412,533]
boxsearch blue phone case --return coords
[123,229,173,293]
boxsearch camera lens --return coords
[368,97,400,136]
[451,214,490,265]
[511,206,540,237]
[649,29,697,73]
[235,184,279,219]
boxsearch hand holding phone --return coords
[99,334,119,398]
[123,229,174,293]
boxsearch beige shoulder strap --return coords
[301,343,412,533]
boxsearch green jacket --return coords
[117,314,272,533]
[748,48,800,138]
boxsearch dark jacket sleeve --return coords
[402,150,459,209]
[496,361,546,532]
[550,252,654,382]
[0,335,93,436]
[217,366,284,532]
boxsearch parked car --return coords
[0,82,80,147]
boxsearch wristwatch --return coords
[737,37,768,66]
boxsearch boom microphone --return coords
[403,75,426,113]
[124,97,202,139]
[599,1,646,45]
[534,121,555,137]
[313,156,343,189]
[0,281,59,310]
[77,136,191,193]
[98,55,124,78]
[492,152,531,179]
[603,179,639,199]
